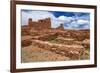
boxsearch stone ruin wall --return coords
[28,18,64,30]
[28,18,51,30]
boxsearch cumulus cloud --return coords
[57,15,90,29]
[64,19,90,29]
[58,16,67,21]
[21,10,90,29]
[77,19,89,24]
[58,16,74,22]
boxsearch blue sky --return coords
[21,9,90,29]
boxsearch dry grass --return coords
[80,48,90,60]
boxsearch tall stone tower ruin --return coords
[28,18,33,27]
[56,23,64,30]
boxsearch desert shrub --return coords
[38,33,58,41]
[21,30,30,36]
[80,48,90,60]
[21,40,32,47]
[46,33,58,41]
[31,33,39,36]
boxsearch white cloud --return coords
[58,16,67,20]
[58,16,74,22]
[64,19,90,29]
[58,15,90,29]
[77,19,89,24]
[51,19,63,28]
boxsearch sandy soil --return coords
[21,45,70,63]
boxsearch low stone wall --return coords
[55,37,82,45]
[55,37,90,49]
[32,33,58,41]
[32,40,85,60]
[21,26,30,36]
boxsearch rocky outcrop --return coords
[82,39,90,49]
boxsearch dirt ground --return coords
[21,29,90,63]
[21,45,70,63]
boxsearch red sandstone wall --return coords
[28,18,33,27]
[28,18,51,30]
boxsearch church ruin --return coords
[28,18,64,30]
